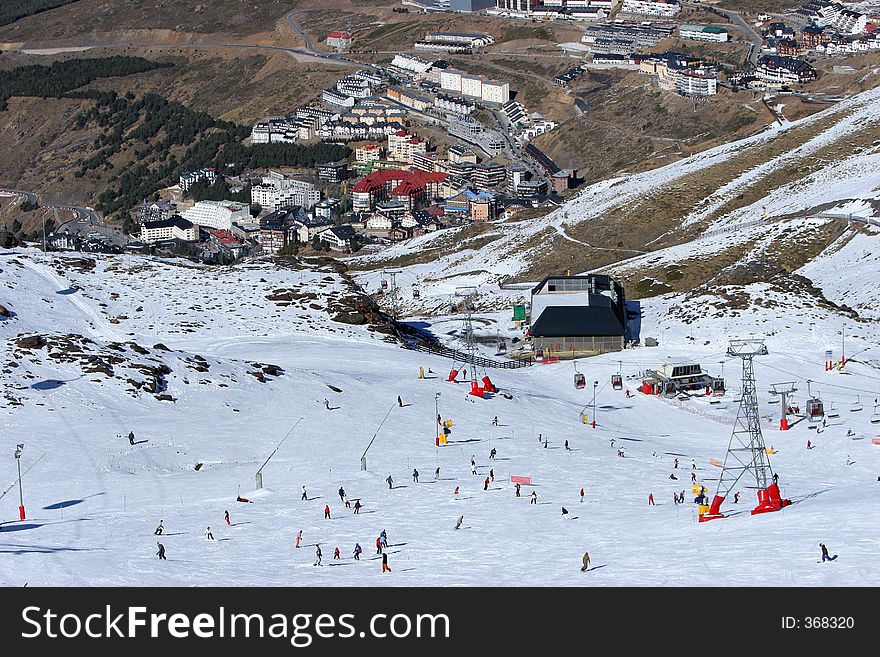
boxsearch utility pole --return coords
[840,324,846,369]
[702,339,790,522]
[434,392,441,447]
[384,269,402,321]
[592,381,598,429]
[14,443,24,520]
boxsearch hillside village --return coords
[2,0,878,265]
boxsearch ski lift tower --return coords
[701,339,791,522]
[383,269,403,321]
[770,381,798,431]
[454,286,479,386]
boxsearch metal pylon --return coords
[706,339,774,516]
[455,286,478,384]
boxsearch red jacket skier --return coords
[324,505,331,519]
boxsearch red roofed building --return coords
[206,228,242,246]
[327,31,353,49]
[351,169,448,212]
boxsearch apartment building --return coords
[182,200,251,231]
[250,172,321,212]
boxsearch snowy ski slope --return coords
[2,250,879,586]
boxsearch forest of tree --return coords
[0,56,171,110]
[0,0,80,27]
[69,91,351,214]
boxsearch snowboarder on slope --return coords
[455,515,464,530]
[581,552,591,572]
[324,399,330,410]
[154,520,164,535]
[397,396,403,407]
[820,543,833,562]
[670,474,678,480]
[561,507,570,519]
[565,440,570,451]
[157,542,166,560]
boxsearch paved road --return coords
[0,188,100,223]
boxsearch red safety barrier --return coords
[481,375,496,393]
[510,475,532,485]
[19,505,26,520]
[699,495,726,522]
[470,381,484,398]
[447,369,459,382]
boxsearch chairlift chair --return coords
[871,402,880,424]
[768,392,780,404]
[611,374,623,390]
[574,373,586,390]
[851,395,863,413]
[827,402,840,419]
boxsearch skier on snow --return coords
[561,507,570,519]
[301,485,308,501]
[648,493,655,506]
[353,543,362,560]
[376,537,383,555]
[413,469,419,483]
[338,487,346,503]
[382,552,391,573]
[206,526,215,540]
[324,505,331,520]
[455,515,464,530]
[314,545,322,566]
[489,448,497,460]
[295,530,302,548]
[386,475,394,489]
[334,547,340,560]
[224,510,230,526]
[483,477,490,491]
[154,520,164,535]
[515,483,521,497]
[579,488,585,503]
[530,491,537,505]
[157,542,166,560]
[354,499,362,514]
[492,416,498,426]
[581,551,591,572]
[380,530,388,548]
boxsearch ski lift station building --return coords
[528,274,627,357]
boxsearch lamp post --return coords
[592,381,598,429]
[14,443,24,520]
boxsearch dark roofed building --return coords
[529,274,627,356]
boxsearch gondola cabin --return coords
[381,279,388,290]
[611,374,623,390]
[574,373,586,389]
[535,349,545,362]
[497,341,507,355]
[413,289,420,299]
[712,379,725,396]
[807,398,824,421]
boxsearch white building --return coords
[620,0,680,17]
[141,216,198,243]
[251,172,321,212]
[179,168,217,192]
[182,200,251,231]
[679,25,729,42]
[440,69,464,93]
[481,80,510,104]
